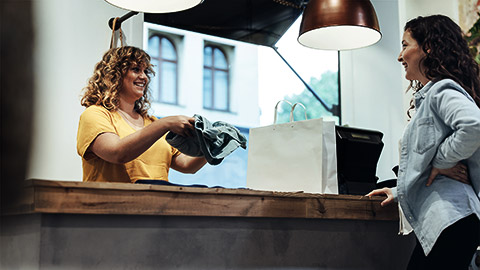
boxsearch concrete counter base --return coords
[2,213,415,269]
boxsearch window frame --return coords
[148,34,179,105]
[203,45,230,112]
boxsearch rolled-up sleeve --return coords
[431,89,480,169]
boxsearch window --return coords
[148,34,178,104]
[203,45,229,111]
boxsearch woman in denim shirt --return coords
[367,15,480,269]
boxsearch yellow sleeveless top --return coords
[77,105,180,183]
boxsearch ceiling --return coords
[144,0,305,47]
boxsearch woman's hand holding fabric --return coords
[164,116,195,137]
[426,162,469,186]
[366,187,394,207]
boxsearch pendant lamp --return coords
[105,0,203,13]
[298,0,381,50]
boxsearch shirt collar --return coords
[414,81,433,107]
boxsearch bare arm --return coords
[170,154,207,174]
[89,115,194,164]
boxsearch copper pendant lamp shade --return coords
[105,0,203,13]
[298,0,381,50]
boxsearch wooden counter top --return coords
[4,179,398,220]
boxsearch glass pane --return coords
[204,46,212,67]
[214,70,228,110]
[214,48,227,69]
[160,62,177,103]
[150,59,160,101]
[148,36,160,58]
[203,68,212,108]
[161,38,176,61]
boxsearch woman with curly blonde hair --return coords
[77,46,206,183]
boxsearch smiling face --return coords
[120,64,149,102]
[398,30,428,85]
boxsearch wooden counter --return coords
[5,179,397,220]
[2,180,413,270]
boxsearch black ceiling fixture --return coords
[143,0,304,47]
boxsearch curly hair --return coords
[405,15,480,117]
[81,46,155,116]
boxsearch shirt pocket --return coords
[413,117,435,154]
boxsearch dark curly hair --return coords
[405,15,480,116]
[81,46,155,116]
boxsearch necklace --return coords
[117,109,144,130]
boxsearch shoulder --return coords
[428,79,476,104]
[81,105,114,119]
[428,79,459,93]
[79,106,118,128]
[78,105,118,136]
[83,105,110,113]
[430,79,470,97]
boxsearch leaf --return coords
[278,71,339,123]
[467,13,480,59]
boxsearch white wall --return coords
[340,0,405,181]
[340,0,461,181]
[28,0,144,181]
[400,0,459,25]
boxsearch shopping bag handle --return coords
[274,100,293,124]
[290,102,308,122]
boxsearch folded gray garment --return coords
[165,114,247,165]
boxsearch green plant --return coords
[277,71,339,123]
[466,13,480,64]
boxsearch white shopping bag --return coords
[321,120,338,194]
[246,101,338,194]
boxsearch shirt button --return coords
[409,216,413,219]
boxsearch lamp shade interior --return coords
[298,0,381,50]
[298,25,381,50]
[105,0,203,13]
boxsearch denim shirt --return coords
[166,114,247,165]
[391,79,480,255]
